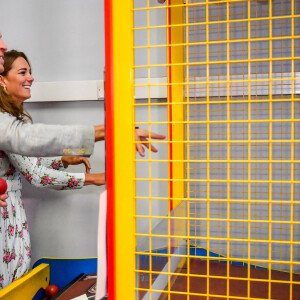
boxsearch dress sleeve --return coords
[7,153,85,190]
[37,157,66,171]
[0,111,95,157]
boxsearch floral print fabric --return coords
[0,151,85,289]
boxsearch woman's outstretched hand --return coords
[135,128,166,157]
[61,156,91,173]
[84,173,105,186]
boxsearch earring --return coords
[2,86,8,95]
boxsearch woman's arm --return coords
[1,112,164,157]
[0,111,95,157]
[8,153,105,189]
[35,157,65,170]
[35,156,91,173]
[7,153,85,190]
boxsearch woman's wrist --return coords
[61,157,68,168]
[94,125,105,141]
[84,173,105,186]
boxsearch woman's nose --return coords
[28,74,34,82]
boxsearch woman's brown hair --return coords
[0,50,32,122]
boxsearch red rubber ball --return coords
[0,178,7,194]
[45,284,60,299]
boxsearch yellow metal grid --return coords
[129,0,300,299]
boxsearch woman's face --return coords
[1,57,34,105]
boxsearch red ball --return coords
[0,178,7,194]
[157,0,166,3]
[45,284,60,299]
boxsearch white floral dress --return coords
[0,151,85,289]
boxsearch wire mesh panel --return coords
[132,0,300,299]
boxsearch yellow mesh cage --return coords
[111,0,300,299]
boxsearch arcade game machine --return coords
[1,0,300,299]
[106,0,300,299]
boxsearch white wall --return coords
[0,0,105,82]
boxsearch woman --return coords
[0,50,105,289]
[0,32,105,158]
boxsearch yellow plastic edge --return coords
[168,0,186,210]
[0,263,50,300]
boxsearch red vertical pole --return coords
[104,0,115,299]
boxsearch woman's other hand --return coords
[61,156,91,173]
[84,173,105,186]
